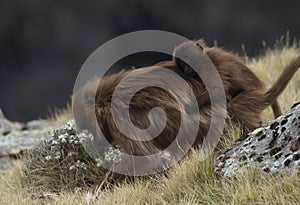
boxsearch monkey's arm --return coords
[193,87,228,108]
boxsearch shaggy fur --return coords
[73,42,300,158]
[172,39,300,131]
[73,67,227,157]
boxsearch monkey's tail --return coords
[264,54,300,103]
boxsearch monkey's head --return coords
[72,78,101,138]
[173,38,207,78]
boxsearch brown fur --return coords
[171,39,300,131]
[72,67,227,157]
[73,42,300,162]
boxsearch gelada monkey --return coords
[172,39,300,131]
[73,66,227,158]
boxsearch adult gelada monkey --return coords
[72,66,227,158]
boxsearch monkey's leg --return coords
[271,100,282,118]
[226,91,264,131]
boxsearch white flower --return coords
[69,135,76,143]
[67,119,75,126]
[51,140,59,145]
[45,155,52,161]
[104,147,122,163]
[76,160,81,165]
[80,162,87,170]
[55,152,61,159]
[67,152,74,157]
[160,151,172,161]
[58,134,67,139]
[95,158,103,167]
[66,120,75,131]
[78,130,94,144]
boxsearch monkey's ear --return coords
[196,38,207,48]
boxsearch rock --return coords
[215,103,300,179]
[0,129,51,157]
[25,119,50,130]
[0,108,63,171]
[0,108,24,134]
[0,157,14,173]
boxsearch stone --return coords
[0,108,62,171]
[0,108,24,134]
[215,103,300,179]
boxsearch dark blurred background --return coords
[1,0,300,122]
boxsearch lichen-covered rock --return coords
[215,103,300,179]
[0,108,24,134]
[0,109,56,157]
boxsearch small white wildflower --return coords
[51,140,59,145]
[104,147,122,163]
[66,120,75,131]
[76,160,81,165]
[95,158,103,167]
[69,135,76,143]
[67,152,74,157]
[50,146,56,151]
[45,155,52,161]
[69,165,75,170]
[67,119,75,126]
[160,151,172,162]
[78,130,94,144]
[53,151,61,160]
[105,155,112,161]
[58,133,68,140]
[80,162,87,170]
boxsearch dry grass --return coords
[48,103,73,126]
[21,121,107,193]
[1,150,300,204]
[1,41,300,204]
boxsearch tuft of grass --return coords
[1,151,300,204]
[48,103,73,126]
[21,121,107,192]
[0,162,89,205]
[94,150,300,205]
